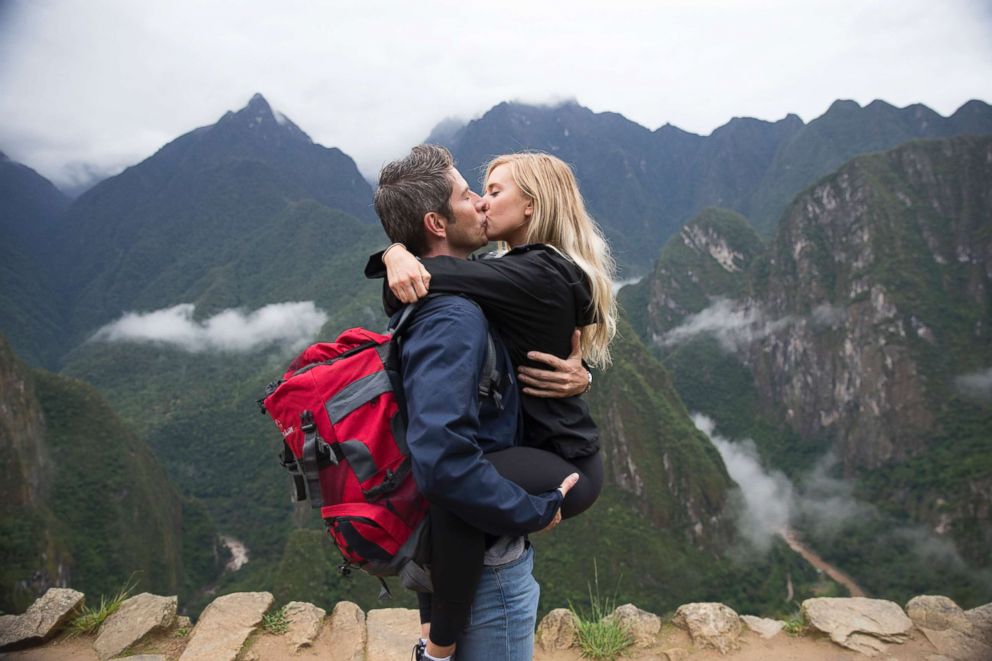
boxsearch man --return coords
[370,145,584,661]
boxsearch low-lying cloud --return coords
[691,413,984,587]
[91,302,327,353]
[660,298,794,352]
[954,366,992,401]
[660,298,850,352]
[692,414,793,551]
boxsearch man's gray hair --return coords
[374,144,454,256]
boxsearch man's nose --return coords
[475,196,489,212]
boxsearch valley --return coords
[1,93,990,618]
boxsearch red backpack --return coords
[258,302,500,592]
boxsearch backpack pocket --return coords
[321,503,411,568]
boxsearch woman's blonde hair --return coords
[485,152,617,367]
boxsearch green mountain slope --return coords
[0,152,70,368]
[54,94,376,350]
[0,335,223,612]
[747,99,992,233]
[625,135,992,606]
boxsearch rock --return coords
[965,602,992,646]
[673,602,741,654]
[0,587,85,649]
[366,608,420,661]
[110,655,168,661]
[740,614,784,639]
[176,615,192,630]
[925,655,954,661]
[178,591,273,661]
[919,627,992,661]
[326,601,366,661]
[906,596,974,635]
[662,649,688,661]
[606,603,661,647]
[802,597,913,657]
[537,608,577,650]
[283,601,325,652]
[93,593,177,660]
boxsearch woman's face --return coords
[482,164,532,246]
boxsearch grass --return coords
[782,611,807,636]
[261,606,290,635]
[568,562,633,660]
[67,576,138,636]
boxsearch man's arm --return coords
[517,329,591,398]
[401,298,562,537]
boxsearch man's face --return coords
[442,168,488,257]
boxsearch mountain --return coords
[434,99,992,271]
[0,334,224,612]
[622,135,992,606]
[43,92,825,614]
[0,152,70,368]
[746,99,992,235]
[54,94,377,350]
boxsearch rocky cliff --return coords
[0,335,224,612]
[622,136,992,602]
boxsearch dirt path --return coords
[778,528,866,597]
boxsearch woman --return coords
[380,152,617,661]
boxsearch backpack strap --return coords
[280,441,308,502]
[299,409,339,509]
[477,333,504,409]
[389,295,505,410]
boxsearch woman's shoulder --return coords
[507,244,586,280]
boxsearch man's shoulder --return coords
[416,294,485,319]
[404,295,487,337]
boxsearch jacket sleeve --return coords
[400,299,562,536]
[415,255,552,337]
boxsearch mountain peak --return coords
[826,99,862,113]
[212,93,312,145]
[248,92,270,108]
[235,93,275,121]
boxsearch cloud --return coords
[811,302,845,328]
[693,411,877,550]
[692,414,793,551]
[954,366,992,400]
[1,1,990,187]
[91,302,327,353]
[660,298,793,352]
[692,414,991,591]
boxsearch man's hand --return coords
[540,472,579,533]
[384,244,431,303]
[518,329,589,398]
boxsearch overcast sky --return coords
[1,0,990,190]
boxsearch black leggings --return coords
[417,447,603,646]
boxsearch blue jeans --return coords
[455,544,539,661]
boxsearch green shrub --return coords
[262,606,289,635]
[782,611,807,636]
[68,577,137,636]
[569,562,633,660]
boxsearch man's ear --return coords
[423,212,447,239]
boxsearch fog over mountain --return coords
[2,2,990,189]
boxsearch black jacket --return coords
[365,244,600,458]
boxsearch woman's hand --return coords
[540,473,579,533]
[384,244,431,304]
[518,329,590,398]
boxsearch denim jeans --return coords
[455,544,539,661]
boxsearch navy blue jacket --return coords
[396,295,561,537]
